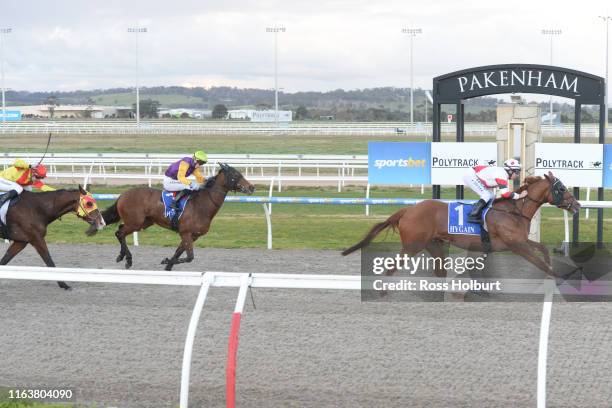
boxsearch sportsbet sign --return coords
[368,142,430,185]
[534,143,603,187]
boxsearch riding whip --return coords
[36,132,53,167]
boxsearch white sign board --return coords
[431,142,498,185]
[534,143,603,187]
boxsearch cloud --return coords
[0,0,609,99]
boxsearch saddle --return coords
[161,190,193,230]
[0,192,21,240]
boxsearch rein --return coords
[490,178,555,222]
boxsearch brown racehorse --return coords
[87,163,255,271]
[342,172,580,278]
[0,186,106,289]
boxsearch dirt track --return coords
[0,244,611,407]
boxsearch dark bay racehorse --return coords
[343,172,580,277]
[0,186,106,289]
[87,164,255,271]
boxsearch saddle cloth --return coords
[447,202,490,236]
[161,190,191,221]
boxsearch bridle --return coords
[205,165,246,208]
[75,194,99,223]
[492,175,568,220]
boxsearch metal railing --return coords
[0,121,608,136]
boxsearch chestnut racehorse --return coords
[342,172,580,277]
[87,163,254,271]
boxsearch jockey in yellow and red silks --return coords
[0,159,55,207]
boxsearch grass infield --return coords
[33,185,612,250]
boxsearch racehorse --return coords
[342,172,580,278]
[0,186,106,290]
[87,163,255,271]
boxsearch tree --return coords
[295,106,309,120]
[132,99,161,118]
[212,104,228,119]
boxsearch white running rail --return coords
[0,266,588,408]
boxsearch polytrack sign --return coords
[534,143,603,187]
[430,142,497,185]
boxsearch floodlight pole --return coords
[541,29,562,127]
[0,28,12,128]
[266,26,286,126]
[128,27,147,128]
[402,27,422,130]
[599,16,611,130]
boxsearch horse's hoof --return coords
[58,281,71,290]
[125,260,132,269]
[164,263,173,271]
[116,254,125,263]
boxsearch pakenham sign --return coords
[457,69,577,95]
[433,64,604,104]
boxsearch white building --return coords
[9,105,132,119]
[157,108,212,119]
[227,109,292,122]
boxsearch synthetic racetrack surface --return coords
[0,244,610,407]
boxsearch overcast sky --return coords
[1,0,612,95]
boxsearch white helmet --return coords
[503,158,521,173]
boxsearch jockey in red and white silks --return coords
[462,158,527,224]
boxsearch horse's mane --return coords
[516,176,544,193]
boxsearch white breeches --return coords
[463,169,494,202]
[0,178,23,194]
[163,176,190,192]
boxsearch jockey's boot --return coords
[468,199,487,224]
[171,189,189,211]
[0,190,18,208]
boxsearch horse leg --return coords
[29,237,70,290]
[115,224,127,262]
[0,241,27,265]
[115,224,136,269]
[508,242,554,276]
[425,240,447,278]
[162,234,194,271]
[528,239,551,266]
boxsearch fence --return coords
[0,265,597,408]
[0,120,608,136]
[0,153,369,191]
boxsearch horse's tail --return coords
[86,201,120,236]
[341,208,407,256]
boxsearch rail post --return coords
[179,272,212,408]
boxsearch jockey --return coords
[163,150,208,209]
[0,159,55,208]
[463,158,527,224]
